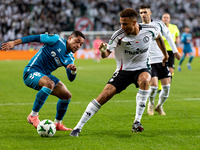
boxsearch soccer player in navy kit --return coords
[178,26,194,71]
[1,31,85,131]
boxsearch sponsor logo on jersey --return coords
[143,36,149,43]
[124,48,148,55]
[51,51,56,57]
[51,51,62,66]
[54,57,62,66]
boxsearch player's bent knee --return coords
[139,79,150,89]
[42,79,55,90]
[60,91,72,100]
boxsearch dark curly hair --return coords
[120,8,138,20]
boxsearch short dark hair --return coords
[120,8,138,20]
[139,4,151,10]
[71,31,85,39]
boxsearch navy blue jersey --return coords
[23,34,74,75]
[181,32,193,53]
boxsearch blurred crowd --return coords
[0,0,200,44]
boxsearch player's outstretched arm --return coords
[155,34,169,66]
[1,39,22,51]
[98,42,112,58]
[163,29,181,60]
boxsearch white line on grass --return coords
[0,98,199,106]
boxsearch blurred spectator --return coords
[0,0,200,44]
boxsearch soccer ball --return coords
[37,119,56,137]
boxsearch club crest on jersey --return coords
[143,36,149,43]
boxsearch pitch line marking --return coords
[0,98,199,106]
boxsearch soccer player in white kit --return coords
[70,8,169,137]
[139,5,181,115]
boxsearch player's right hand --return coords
[174,52,181,60]
[98,42,107,53]
[1,41,15,51]
[162,54,169,66]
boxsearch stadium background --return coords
[0,0,200,59]
[1,1,200,149]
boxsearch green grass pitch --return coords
[0,57,200,150]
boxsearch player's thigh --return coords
[150,76,158,87]
[96,84,117,105]
[189,52,194,57]
[38,76,55,89]
[137,71,151,90]
[51,81,71,100]
[160,77,171,85]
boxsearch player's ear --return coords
[68,36,73,42]
[132,20,136,25]
[149,9,152,15]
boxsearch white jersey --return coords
[107,24,159,71]
[145,20,178,64]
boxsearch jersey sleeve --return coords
[40,34,60,45]
[175,26,180,37]
[107,30,122,52]
[161,22,178,53]
[151,28,159,40]
[21,35,40,43]
[66,67,76,82]
[181,34,186,43]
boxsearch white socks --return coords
[135,89,149,122]
[148,86,158,105]
[30,110,38,117]
[74,99,101,130]
[158,84,170,107]
[54,119,62,123]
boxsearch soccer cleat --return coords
[132,121,144,132]
[55,123,72,131]
[155,105,166,115]
[187,63,192,70]
[27,115,40,128]
[178,66,181,72]
[70,128,81,137]
[147,103,154,115]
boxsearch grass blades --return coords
[0,58,200,150]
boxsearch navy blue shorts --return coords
[23,69,60,91]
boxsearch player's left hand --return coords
[174,52,181,60]
[67,64,77,71]
[162,54,169,66]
